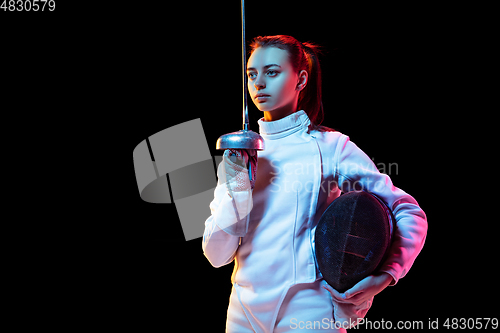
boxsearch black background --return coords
[1,1,494,331]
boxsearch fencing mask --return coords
[315,191,395,292]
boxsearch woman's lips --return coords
[255,94,270,102]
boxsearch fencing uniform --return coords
[203,111,427,332]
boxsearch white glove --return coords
[223,149,258,192]
[215,149,258,236]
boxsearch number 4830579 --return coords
[1,0,56,11]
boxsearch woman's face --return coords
[247,47,306,114]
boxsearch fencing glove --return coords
[215,149,257,236]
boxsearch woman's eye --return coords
[267,70,278,77]
[248,72,257,79]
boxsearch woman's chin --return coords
[255,105,274,112]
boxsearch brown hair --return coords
[249,35,334,132]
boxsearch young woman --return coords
[203,35,427,332]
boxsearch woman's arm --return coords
[321,136,427,328]
[202,150,255,267]
[335,137,428,285]
[202,185,249,267]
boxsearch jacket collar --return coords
[258,110,311,139]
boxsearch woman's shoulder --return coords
[310,126,349,144]
[309,127,352,160]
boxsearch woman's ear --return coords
[297,70,308,91]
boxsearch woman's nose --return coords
[254,76,266,90]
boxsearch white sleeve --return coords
[202,160,253,268]
[335,136,428,285]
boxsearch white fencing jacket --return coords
[203,111,427,331]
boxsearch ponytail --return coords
[249,35,335,132]
[298,42,328,132]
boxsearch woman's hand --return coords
[323,272,394,305]
[223,149,258,191]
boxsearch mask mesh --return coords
[315,191,394,292]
